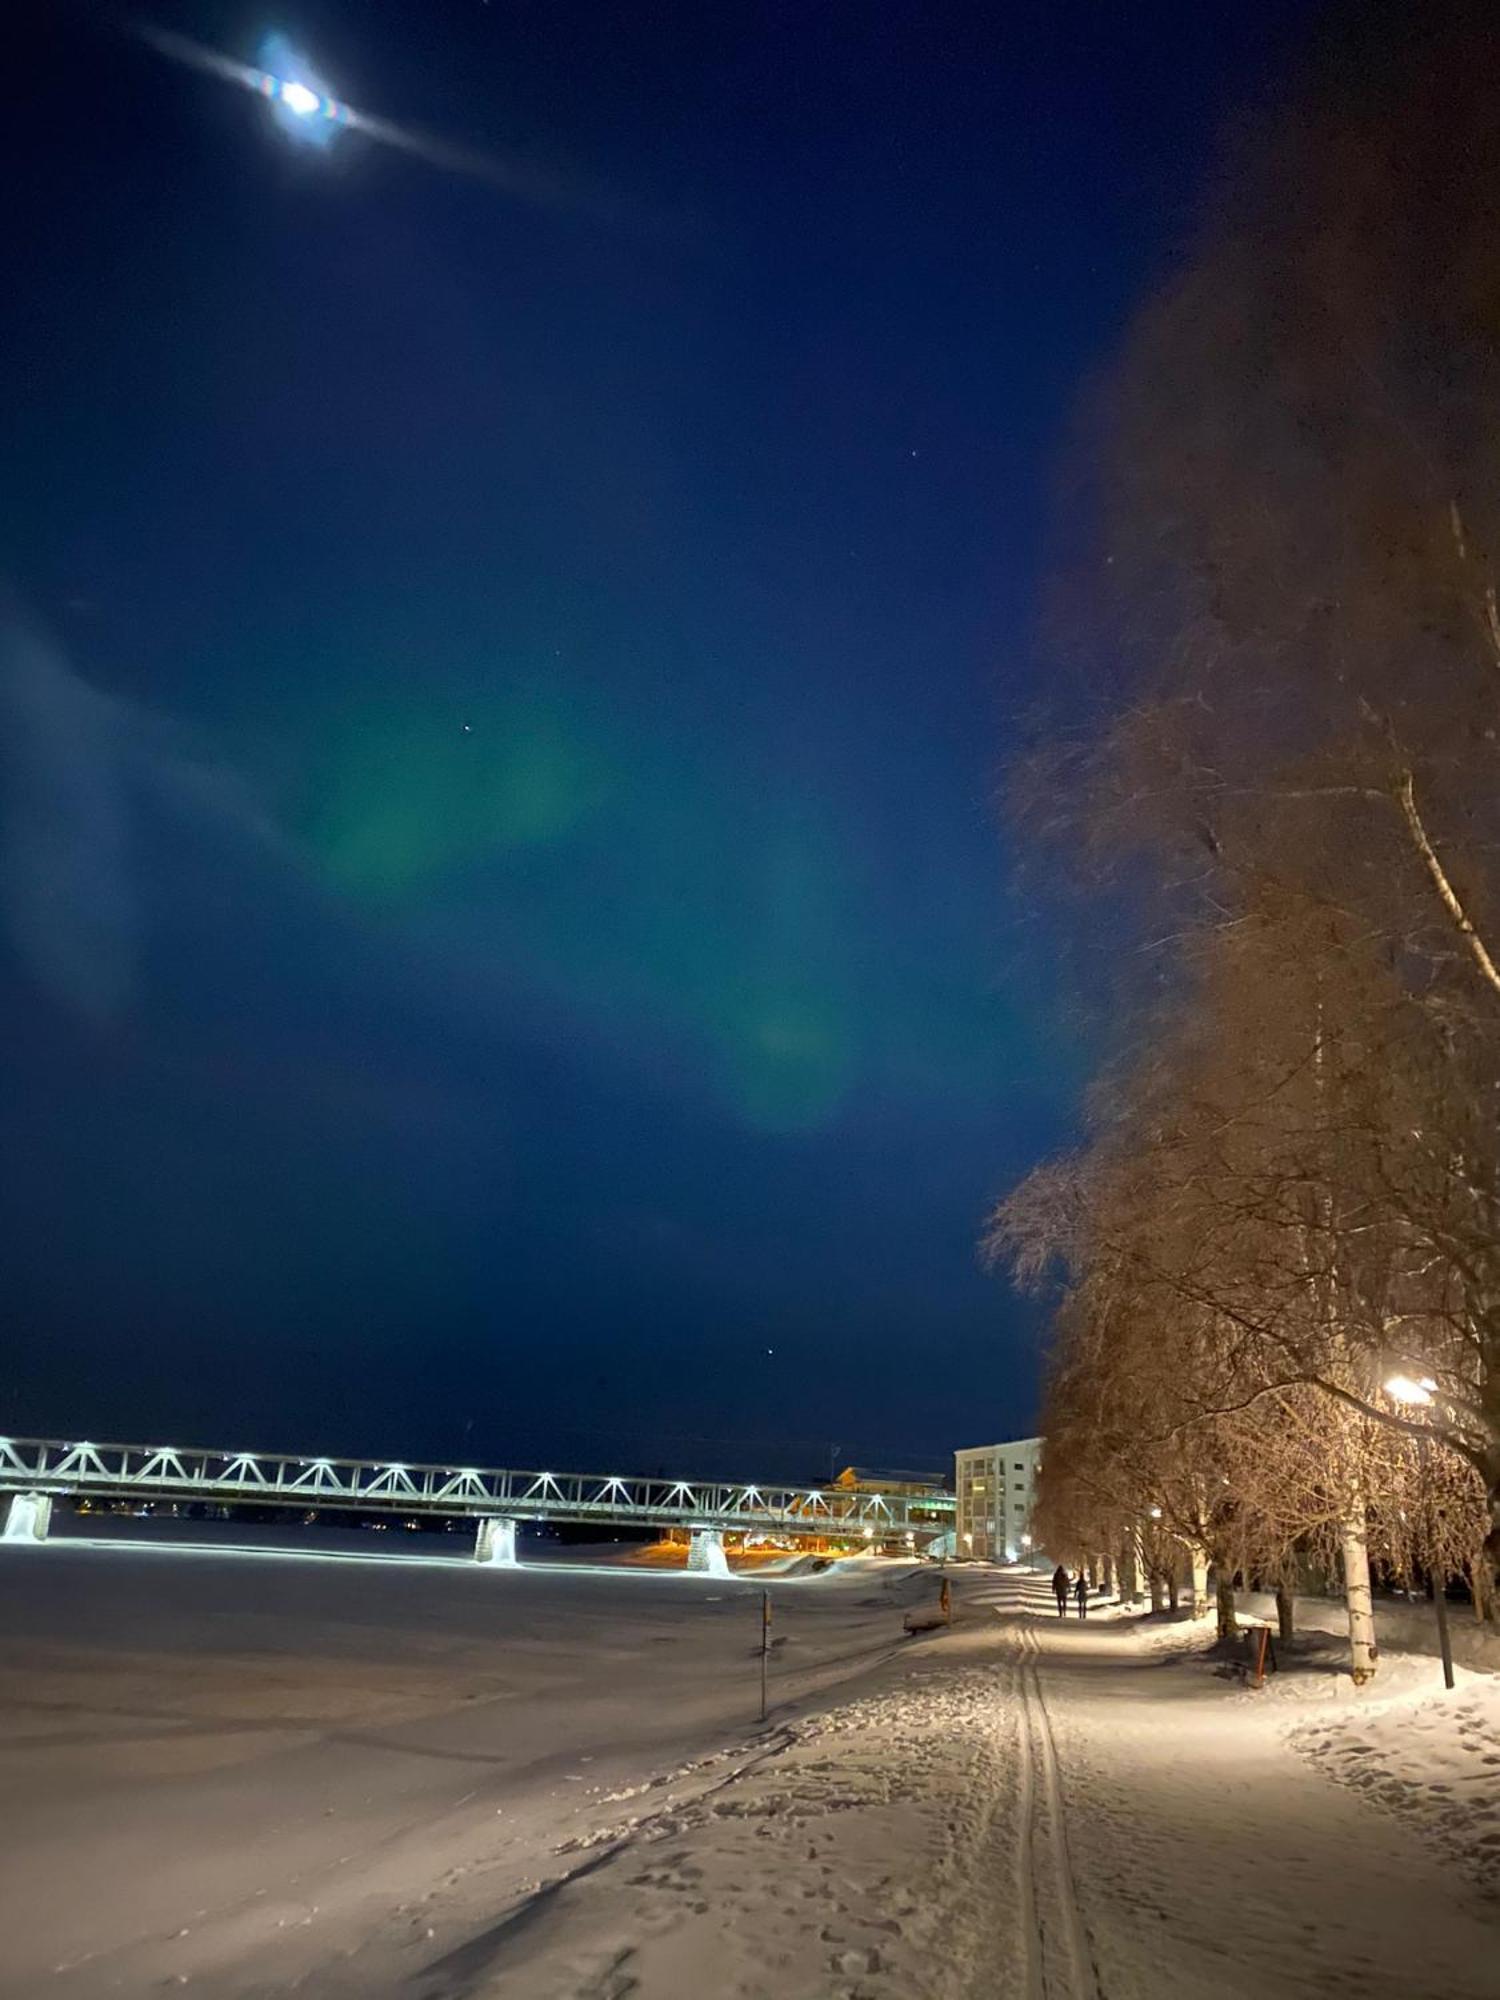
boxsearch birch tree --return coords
[1002,7,1500,1599]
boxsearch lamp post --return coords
[1384,1375,1455,1691]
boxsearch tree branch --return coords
[1397,771,1500,1002]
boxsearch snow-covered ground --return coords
[0,1539,1494,1997]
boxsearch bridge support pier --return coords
[686,1527,729,1577]
[3,1493,53,1543]
[474,1517,518,1567]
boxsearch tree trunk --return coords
[1166,1571,1180,1614]
[1275,1583,1295,1642]
[1188,1545,1210,1619]
[1340,1512,1378,1684]
[1215,1574,1238,1642]
[1149,1572,1167,1613]
[1466,1557,1495,1624]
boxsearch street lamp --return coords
[1384,1374,1454,1690]
[1384,1374,1435,1408]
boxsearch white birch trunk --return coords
[1188,1545,1210,1620]
[1340,1512,1378,1683]
[1127,1526,1147,1604]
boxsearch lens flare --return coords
[134,20,611,214]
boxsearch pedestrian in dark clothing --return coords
[1051,1564,1069,1617]
[1074,1572,1089,1619]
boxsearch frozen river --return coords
[0,1532,935,1995]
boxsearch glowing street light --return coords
[1383,1374,1453,1689]
[1384,1374,1436,1408]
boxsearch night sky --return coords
[2,2,1310,1482]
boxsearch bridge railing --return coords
[0,1436,953,1538]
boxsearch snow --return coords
[0,1537,1494,1997]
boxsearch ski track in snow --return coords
[1008,1622,1099,2000]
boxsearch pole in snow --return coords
[760,1589,771,1722]
[1384,1375,1456,1691]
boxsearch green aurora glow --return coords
[297,668,1020,1134]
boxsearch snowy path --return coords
[1004,1622,1099,2000]
[1007,1595,1497,2000]
[436,1573,1497,2000]
[1,1543,1495,1996]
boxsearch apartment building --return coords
[954,1435,1042,1561]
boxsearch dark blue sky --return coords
[1,2,1312,1481]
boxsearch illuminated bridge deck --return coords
[0,1437,954,1542]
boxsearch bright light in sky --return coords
[136,23,564,196]
[277,80,323,119]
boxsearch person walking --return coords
[1051,1563,1070,1617]
[1074,1571,1089,1620]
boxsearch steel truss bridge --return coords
[0,1437,954,1558]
